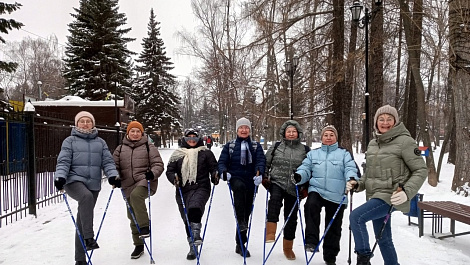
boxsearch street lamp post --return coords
[285,56,299,120]
[350,0,382,147]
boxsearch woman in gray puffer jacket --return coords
[263,120,310,260]
[112,121,164,260]
[54,111,118,265]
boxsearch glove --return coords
[223,172,232,181]
[145,171,155,180]
[346,180,358,193]
[108,176,121,188]
[261,177,271,190]
[211,172,219,185]
[54,177,66,191]
[253,175,262,186]
[391,190,407,205]
[174,174,181,187]
[291,172,302,184]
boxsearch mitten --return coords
[223,172,232,181]
[54,177,66,191]
[108,176,121,188]
[291,172,302,184]
[261,177,271,190]
[174,174,181,187]
[211,172,219,185]
[145,171,154,180]
[391,190,407,205]
[346,180,358,193]
[253,175,262,186]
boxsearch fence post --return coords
[24,101,37,217]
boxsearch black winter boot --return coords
[85,238,99,250]
[131,245,144,259]
[75,261,87,265]
[190,222,203,245]
[235,244,251,257]
[139,226,150,238]
[186,237,198,260]
[357,253,372,265]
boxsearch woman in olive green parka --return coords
[347,105,427,265]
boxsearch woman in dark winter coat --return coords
[294,125,359,265]
[217,117,266,258]
[166,129,219,260]
[54,111,119,265]
[347,105,427,265]
[112,121,164,259]
[263,120,310,260]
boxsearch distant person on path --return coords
[263,120,310,260]
[54,111,119,265]
[347,105,427,265]
[293,125,359,265]
[206,135,213,150]
[112,121,164,259]
[166,129,219,260]
[218,117,266,258]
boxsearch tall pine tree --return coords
[0,2,23,74]
[63,0,134,100]
[132,9,181,137]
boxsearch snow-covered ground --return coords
[0,143,469,265]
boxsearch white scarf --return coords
[169,146,207,185]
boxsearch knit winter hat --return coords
[236,117,251,132]
[74,111,95,126]
[321,125,338,139]
[126,121,144,134]
[374,104,399,131]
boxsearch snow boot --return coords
[265,222,277,243]
[139,226,150,238]
[131,245,144,259]
[186,237,198,260]
[235,244,251,257]
[75,261,87,265]
[357,253,372,265]
[85,238,99,251]
[283,238,296,260]
[238,220,248,232]
[190,222,203,245]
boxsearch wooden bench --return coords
[417,201,470,239]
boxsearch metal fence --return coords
[0,107,123,227]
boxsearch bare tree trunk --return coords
[398,0,438,186]
[449,0,470,196]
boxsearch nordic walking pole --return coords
[178,184,201,263]
[87,189,114,265]
[347,177,355,265]
[307,194,347,265]
[295,185,308,264]
[63,193,93,265]
[197,183,216,265]
[263,188,269,265]
[147,180,155,264]
[369,184,404,260]
[120,189,155,263]
[245,170,260,260]
[226,171,248,263]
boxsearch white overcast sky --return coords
[3,0,197,78]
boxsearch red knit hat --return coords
[126,121,144,134]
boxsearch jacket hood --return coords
[71,127,98,139]
[279,120,303,140]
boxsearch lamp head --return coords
[350,1,363,22]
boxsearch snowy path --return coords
[0,144,469,265]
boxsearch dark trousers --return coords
[64,181,99,262]
[267,183,298,240]
[230,177,255,245]
[304,192,345,262]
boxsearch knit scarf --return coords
[240,140,252,165]
[75,127,96,135]
[169,146,207,185]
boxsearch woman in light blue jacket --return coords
[294,125,359,265]
[54,111,118,265]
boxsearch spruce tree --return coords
[0,2,23,74]
[132,9,181,136]
[63,0,134,100]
